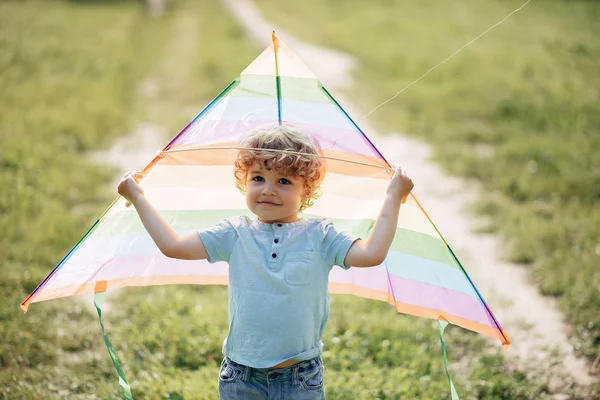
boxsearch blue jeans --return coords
[218,356,326,399]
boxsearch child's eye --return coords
[279,178,291,185]
[252,176,264,182]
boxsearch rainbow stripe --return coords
[22,34,509,346]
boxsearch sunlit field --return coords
[2,0,597,398]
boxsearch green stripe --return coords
[273,40,283,124]
[389,228,459,269]
[95,209,458,269]
[276,74,283,124]
[96,209,250,233]
[321,216,460,269]
[229,74,330,103]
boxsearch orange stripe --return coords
[328,283,510,345]
[94,280,107,293]
[21,275,230,311]
[157,142,390,179]
[272,31,279,53]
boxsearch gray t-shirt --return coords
[198,216,358,368]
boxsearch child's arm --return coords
[117,172,209,260]
[344,166,413,268]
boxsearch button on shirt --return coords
[198,216,358,368]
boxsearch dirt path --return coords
[88,6,201,311]
[92,8,200,182]
[222,0,595,391]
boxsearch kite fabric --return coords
[22,33,509,348]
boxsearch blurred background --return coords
[1,0,598,398]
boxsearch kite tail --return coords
[94,291,134,400]
[438,320,460,400]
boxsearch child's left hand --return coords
[387,166,414,203]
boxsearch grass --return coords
[254,0,600,385]
[0,0,595,398]
[0,0,175,397]
[107,285,549,399]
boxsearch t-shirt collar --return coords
[252,218,306,230]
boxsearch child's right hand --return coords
[117,171,145,205]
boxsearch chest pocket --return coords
[284,251,317,286]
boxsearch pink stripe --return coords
[169,120,380,158]
[43,255,225,291]
[330,267,496,327]
[98,254,226,279]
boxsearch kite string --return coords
[360,0,532,120]
[160,147,393,172]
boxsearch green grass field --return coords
[255,0,600,372]
[1,0,597,398]
[0,0,172,397]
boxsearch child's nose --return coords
[262,182,276,195]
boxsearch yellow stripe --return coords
[241,40,316,79]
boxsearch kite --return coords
[22,33,509,399]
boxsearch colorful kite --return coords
[22,33,508,398]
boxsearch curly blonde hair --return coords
[234,125,326,211]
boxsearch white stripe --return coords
[137,165,437,237]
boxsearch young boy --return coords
[117,125,413,399]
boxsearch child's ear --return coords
[301,187,312,204]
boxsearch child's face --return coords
[245,162,305,224]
